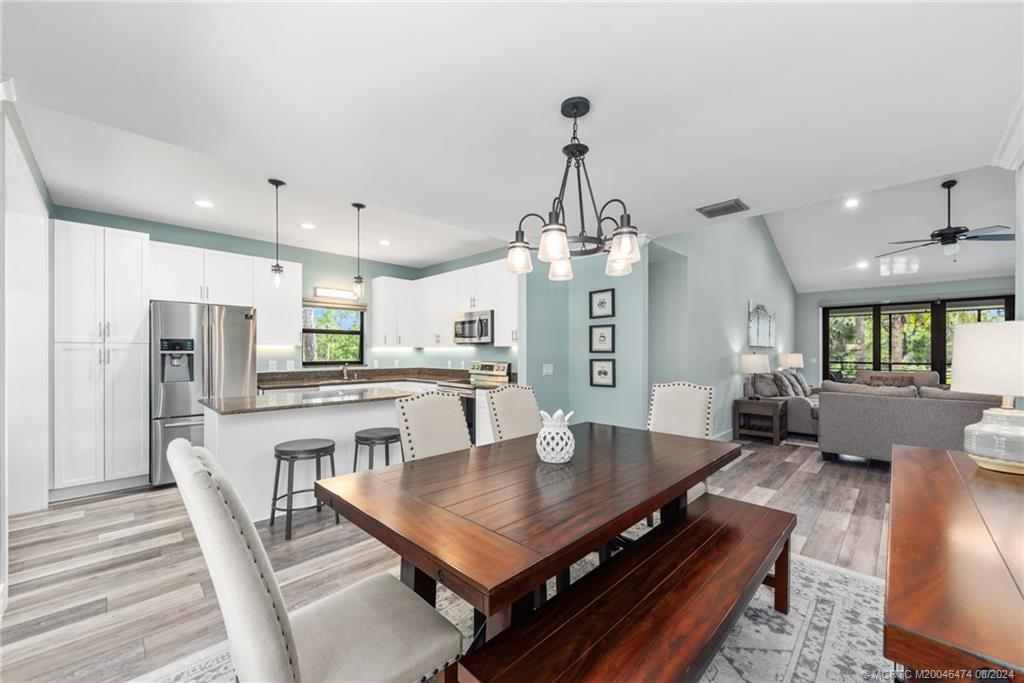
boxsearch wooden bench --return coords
[458,494,795,683]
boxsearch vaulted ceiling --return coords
[4,2,1021,270]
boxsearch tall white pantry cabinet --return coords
[52,220,150,489]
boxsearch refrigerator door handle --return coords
[162,419,204,429]
[202,314,211,398]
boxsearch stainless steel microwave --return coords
[453,310,493,344]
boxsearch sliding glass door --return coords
[823,295,1013,383]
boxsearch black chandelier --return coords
[506,96,641,280]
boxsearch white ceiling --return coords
[15,103,501,267]
[3,2,1021,269]
[766,166,1016,293]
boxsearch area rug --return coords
[134,553,889,683]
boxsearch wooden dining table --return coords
[315,421,741,641]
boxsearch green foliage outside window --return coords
[302,307,363,365]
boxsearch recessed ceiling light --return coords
[300,222,316,230]
[379,239,391,246]
[193,199,214,208]
[856,261,869,269]
[844,198,860,209]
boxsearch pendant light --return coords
[505,97,642,281]
[268,178,286,287]
[352,202,366,300]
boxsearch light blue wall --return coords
[794,276,1016,383]
[652,216,797,438]
[521,266,570,414]
[567,248,650,428]
[51,205,519,372]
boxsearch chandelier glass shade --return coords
[505,96,641,281]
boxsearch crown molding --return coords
[992,93,1024,171]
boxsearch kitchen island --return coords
[200,386,411,522]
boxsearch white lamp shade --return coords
[537,225,570,263]
[548,258,573,281]
[951,321,1024,397]
[779,353,804,369]
[609,231,641,264]
[506,243,533,274]
[740,353,770,374]
[605,256,632,277]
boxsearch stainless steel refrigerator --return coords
[150,301,257,485]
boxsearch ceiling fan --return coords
[875,179,1014,259]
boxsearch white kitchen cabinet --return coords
[493,266,520,347]
[104,229,150,343]
[104,343,150,480]
[205,250,254,306]
[472,261,500,312]
[253,257,303,346]
[53,343,105,488]
[418,273,457,347]
[454,262,498,312]
[53,342,149,489]
[53,221,105,343]
[150,242,205,303]
[54,221,150,344]
[371,277,416,347]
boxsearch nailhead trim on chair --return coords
[646,381,714,438]
[396,391,472,458]
[486,384,537,442]
[194,451,297,681]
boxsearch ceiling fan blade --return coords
[874,242,937,258]
[964,233,1015,242]
[966,225,1011,236]
[888,239,936,245]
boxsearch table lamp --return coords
[951,321,1024,474]
[740,353,771,399]
[778,353,804,370]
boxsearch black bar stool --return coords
[353,428,403,471]
[270,438,339,540]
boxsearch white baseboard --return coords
[48,475,151,504]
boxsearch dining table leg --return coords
[400,557,436,608]
[659,494,687,525]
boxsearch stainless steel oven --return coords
[453,310,493,345]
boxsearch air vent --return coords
[696,198,750,219]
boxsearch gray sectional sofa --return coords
[747,371,819,436]
[818,379,1000,463]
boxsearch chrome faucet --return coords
[342,364,349,380]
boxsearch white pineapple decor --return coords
[536,410,576,463]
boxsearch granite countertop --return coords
[257,367,474,391]
[199,387,412,415]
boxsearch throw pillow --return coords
[869,374,913,387]
[753,373,780,398]
[772,371,796,397]
[793,368,813,395]
[783,369,811,396]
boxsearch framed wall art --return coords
[589,324,615,353]
[590,359,616,387]
[589,288,615,318]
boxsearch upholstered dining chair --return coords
[646,381,715,523]
[396,391,473,459]
[487,384,542,442]
[167,438,462,683]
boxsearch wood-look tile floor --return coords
[0,439,889,682]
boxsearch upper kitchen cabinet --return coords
[53,220,150,344]
[417,274,456,347]
[253,257,303,346]
[150,242,254,306]
[150,242,206,303]
[492,264,520,347]
[204,250,254,306]
[370,277,416,347]
[454,263,497,312]
[104,229,150,343]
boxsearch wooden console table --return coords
[886,445,1024,676]
[732,398,787,445]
